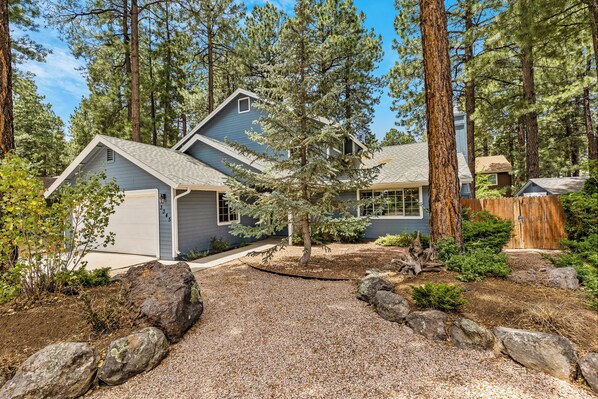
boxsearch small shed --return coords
[516,177,588,197]
[475,155,512,190]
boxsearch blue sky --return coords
[18,0,399,140]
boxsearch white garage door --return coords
[98,189,159,256]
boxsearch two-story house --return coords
[45,89,473,260]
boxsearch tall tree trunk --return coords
[181,113,187,137]
[583,86,598,160]
[148,14,157,146]
[482,137,489,156]
[588,0,598,78]
[419,0,463,245]
[520,44,539,179]
[130,0,141,142]
[123,0,131,121]
[0,0,13,157]
[566,122,579,176]
[207,23,214,113]
[464,0,476,197]
[161,2,173,147]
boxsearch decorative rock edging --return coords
[0,261,203,399]
[356,270,597,393]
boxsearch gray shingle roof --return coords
[99,135,228,188]
[525,177,588,195]
[364,142,473,185]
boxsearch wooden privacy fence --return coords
[461,196,567,249]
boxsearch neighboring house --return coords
[46,88,473,260]
[516,177,588,197]
[475,155,512,190]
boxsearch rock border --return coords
[356,270,598,395]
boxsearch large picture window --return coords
[217,192,239,225]
[359,188,422,218]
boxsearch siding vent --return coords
[238,97,250,113]
[106,148,115,163]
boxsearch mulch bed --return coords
[247,243,598,355]
[0,283,136,379]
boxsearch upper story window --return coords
[359,187,422,218]
[217,192,240,225]
[106,148,115,163]
[238,97,250,114]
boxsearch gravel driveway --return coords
[90,263,595,399]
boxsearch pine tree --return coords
[381,128,416,146]
[225,0,379,267]
[0,0,12,158]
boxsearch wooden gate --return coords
[461,196,567,249]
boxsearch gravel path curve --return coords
[90,263,595,399]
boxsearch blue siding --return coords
[176,190,255,255]
[181,94,269,156]
[454,112,468,161]
[185,141,260,177]
[77,146,174,260]
[519,182,548,195]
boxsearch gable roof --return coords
[476,155,512,173]
[516,177,588,197]
[45,135,228,197]
[364,142,473,187]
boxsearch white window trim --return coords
[357,186,424,220]
[216,191,240,226]
[486,173,498,185]
[238,97,251,114]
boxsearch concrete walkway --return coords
[83,238,280,276]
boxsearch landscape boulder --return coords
[356,271,393,303]
[450,318,494,351]
[578,352,598,394]
[508,270,538,285]
[98,327,169,386]
[493,327,577,380]
[0,342,98,399]
[373,291,411,322]
[406,310,448,340]
[546,267,579,290]
[122,261,203,342]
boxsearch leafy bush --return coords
[375,232,430,248]
[210,237,230,253]
[436,237,461,261]
[411,282,468,311]
[445,249,511,282]
[53,267,111,289]
[0,155,123,300]
[462,210,513,253]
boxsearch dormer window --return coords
[238,97,250,114]
[106,148,115,163]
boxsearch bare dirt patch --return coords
[248,243,598,354]
[0,283,136,379]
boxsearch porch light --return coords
[160,193,166,204]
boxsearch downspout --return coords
[171,187,191,259]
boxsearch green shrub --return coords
[79,291,126,333]
[462,210,513,253]
[411,282,468,311]
[445,249,511,282]
[374,232,430,248]
[53,267,111,288]
[293,216,369,245]
[436,237,461,261]
[210,237,230,253]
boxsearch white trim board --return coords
[216,191,240,226]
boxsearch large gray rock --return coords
[578,352,598,394]
[547,267,579,290]
[493,327,577,380]
[450,318,494,351]
[406,310,448,340]
[98,327,169,386]
[123,261,203,342]
[356,272,393,304]
[374,291,411,322]
[0,342,98,399]
[508,270,538,285]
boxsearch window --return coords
[217,192,239,225]
[486,173,498,186]
[359,187,422,218]
[238,97,250,113]
[106,148,115,163]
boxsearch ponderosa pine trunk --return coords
[130,0,141,142]
[584,86,598,161]
[148,15,157,146]
[588,0,598,79]
[207,22,214,113]
[0,0,13,157]
[123,0,131,121]
[162,1,173,147]
[464,1,476,197]
[520,44,539,179]
[419,0,463,246]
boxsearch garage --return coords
[98,189,160,257]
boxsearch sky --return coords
[18,0,399,140]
